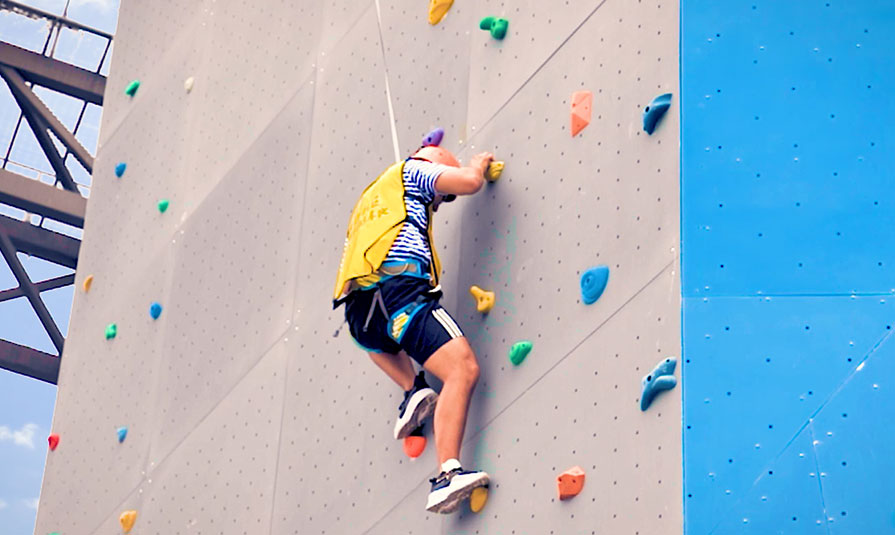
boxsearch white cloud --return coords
[0,499,7,510]
[0,423,38,449]
[22,498,39,510]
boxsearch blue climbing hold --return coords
[149,302,162,320]
[422,127,444,147]
[114,162,127,178]
[642,93,672,135]
[640,357,678,411]
[580,265,609,305]
[117,426,128,443]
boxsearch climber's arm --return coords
[434,152,493,196]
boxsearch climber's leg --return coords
[367,350,415,391]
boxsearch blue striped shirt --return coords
[384,159,450,268]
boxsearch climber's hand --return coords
[469,152,494,175]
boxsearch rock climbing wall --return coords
[682,1,895,533]
[34,1,681,534]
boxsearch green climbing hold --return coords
[124,80,140,97]
[105,323,117,340]
[479,16,508,40]
[509,341,532,366]
[157,199,169,213]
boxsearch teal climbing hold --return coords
[642,93,672,135]
[105,323,117,340]
[114,163,127,178]
[157,199,169,213]
[509,341,532,366]
[479,16,508,40]
[640,357,677,411]
[580,265,609,305]
[117,426,128,443]
[124,80,140,97]
[149,302,162,320]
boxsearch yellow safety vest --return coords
[332,160,442,307]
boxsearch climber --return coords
[333,143,493,514]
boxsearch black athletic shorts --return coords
[344,276,464,365]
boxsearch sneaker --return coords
[394,372,438,440]
[426,468,490,514]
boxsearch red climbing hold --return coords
[570,91,592,137]
[557,466,585,500]
[403,435,426,458]
[48,433,60,451]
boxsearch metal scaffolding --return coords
[0,0,110,384]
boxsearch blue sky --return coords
[0,0,119,532]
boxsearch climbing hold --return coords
[557,466,586,500]
[486,161,505,182]
[469,486,489,513]
[149,302,163,320]
[114,162,127,178]
[479,16,508,40]
[580,265,609,305]
[469,285,496,313]
[124,80,140,97]
[119,510,137,533]
[47,433,59,451]
[422,127,444,147]
[105,323,117,340]
[427,0,453,25]
[509,341,532,366]
[403,427,426,459]
[83,274,94,292]
[117,426,128,443]
[642,93,672,135]
[570,90,592,137]
[184,76,195,93]
[640,357,678,411]
[157,199,169,213]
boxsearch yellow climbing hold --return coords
[427,0,454,25]
[119,510,137,533]
[184,76,195,93]
[83,275,94,292]
[486,160,505,182]
[469,285,496,313]
[470,486,488,513]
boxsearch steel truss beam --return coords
[0,339,59,384]
[0,65,94,173]
[0,214,79,269]
[0,168,86,227]
[0,273,74,303]
[0,40,105,105]
[0,228,64,352]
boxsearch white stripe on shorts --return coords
[432,308,462,339]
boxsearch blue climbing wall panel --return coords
[682,1,895,533]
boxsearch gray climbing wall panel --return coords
[35,1,681,534]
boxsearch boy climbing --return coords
[333,141,493,514]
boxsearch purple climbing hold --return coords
[422,127,444,147]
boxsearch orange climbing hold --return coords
[570,90,592,137]
[82,274,94,292]
[469,285,496,313]
[119,510,137,533]
[47,433,59,451]
[427,0,453,25]
[557,466,585,500]
[403,435,426,458]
